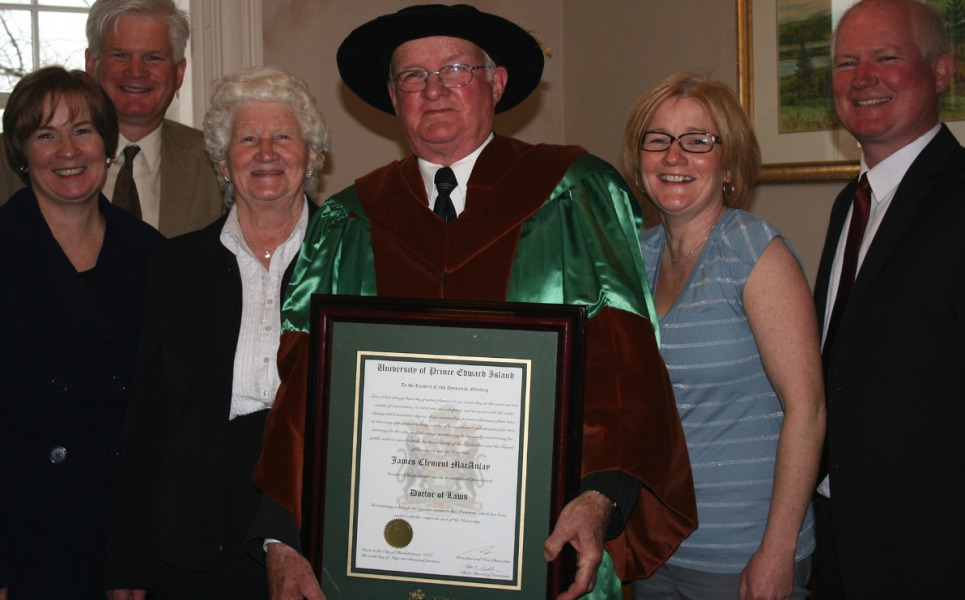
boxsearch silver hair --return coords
[86,0,191,62]
[203,65,331,204]
[833,0,949,65]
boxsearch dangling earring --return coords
[634,170,646,193]
[223,175,231,183]
[305,170,313,180]
[722,181,734,199]
[18,165,28,173]
[105,157,112,166]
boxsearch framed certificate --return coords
[302,296,587,599]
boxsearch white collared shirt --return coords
[219,199,309,420]
[821,123,940,346]
[817,123,940,498]
[104,126,164,230]
[419,133,494,215]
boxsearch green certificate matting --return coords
[302,297,585,600]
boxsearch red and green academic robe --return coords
[254,135,697,582]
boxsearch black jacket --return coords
[104,202,314,589]
[814,125,965,597]
[0,189,162,597]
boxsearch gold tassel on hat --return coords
[527,29,553,57]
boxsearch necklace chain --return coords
[665,226,713,264]
[242,232,273,260]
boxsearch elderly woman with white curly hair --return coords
[104,65,329,600]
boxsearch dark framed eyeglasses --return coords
[639,131,722,154]
[391,64,493,93]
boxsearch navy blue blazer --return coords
[0,188,162,598]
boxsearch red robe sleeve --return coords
[584,308,697,579]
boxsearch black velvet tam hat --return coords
[336,4,545,115]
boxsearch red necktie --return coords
[823,173,871,363]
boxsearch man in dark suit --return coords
[813,0,965,597]
[0,0,223,237]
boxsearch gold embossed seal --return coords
[384,518,413,548]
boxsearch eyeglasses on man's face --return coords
[639,131,722,154]
[391,64,493,93]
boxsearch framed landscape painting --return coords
[738,0,965,182]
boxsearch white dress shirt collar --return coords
[104,125,164,230]
[118,126,163,173]
[418,133,494,217]
[861,123,940,205]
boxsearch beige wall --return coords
[262,0,843,287]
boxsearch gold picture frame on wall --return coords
[737,0,860,183]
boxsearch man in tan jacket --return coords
[0,0,222,237]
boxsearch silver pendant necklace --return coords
[242,232,272,260]
[665,227,713,264]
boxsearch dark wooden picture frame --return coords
[302,295,587,599]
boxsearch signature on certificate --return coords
[456,545,496,560]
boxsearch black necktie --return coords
[113,145,142,219]
[433,167,457,223]
[823,173,872,366]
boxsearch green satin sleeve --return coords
[282,154,660,344]
[583,550,623,599]
[506,153,660,344]
[281,188,377,334]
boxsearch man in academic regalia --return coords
[251,6,697,600]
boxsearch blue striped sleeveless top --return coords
[640,208,815,573]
